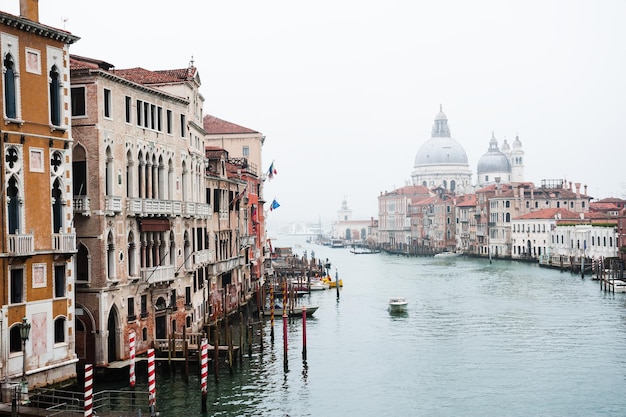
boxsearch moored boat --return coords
[434,250,462,258]
[262,305,319,317]
[388,297,408,312]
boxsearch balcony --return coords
[127,198,184,217]
[105,196,122,214]
[7,233,34,255]
[209,256,244,275]
[141,265,176,285]
[240,235,256,248]
[193,249,214,266]
[53,232,76,253]
[73,196,91,216]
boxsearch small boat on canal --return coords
[388,297,408,312]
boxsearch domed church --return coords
[476,132,524,187]
[411,106,473,194]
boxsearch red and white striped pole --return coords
[129,331,136,388]
[147,348,156,415]
[84,364,93,417]
[201,338,208,412]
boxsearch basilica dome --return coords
[414,108,469,167]
[477,132,511,175]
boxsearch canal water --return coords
[97,235,626,416]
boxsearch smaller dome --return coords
[477,132,511,175]
[501,139,510,153]
[513,135,522,149]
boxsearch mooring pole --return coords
[283,312,288,371]
[302,307,307,360]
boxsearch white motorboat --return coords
[309,280,330,291]
[434,251,462,258]
[388,297,408,312]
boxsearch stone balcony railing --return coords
[53,232,76,253]
[73,196,91,215]
[142,265,176,285]
[7,233,34,255]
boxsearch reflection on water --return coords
[95,236,626,416]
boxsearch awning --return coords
[139,218,171,232]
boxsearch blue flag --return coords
[270,199,280,211]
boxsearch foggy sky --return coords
[10,0,626,230]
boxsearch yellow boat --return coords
[322,275,343,288]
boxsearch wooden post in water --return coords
[283,312,288,371]
[182,326,189,382]
[247,317,253,357]
[213,327,219,382]
[302,306,307,361]
[228,325,234,375]
[335,270,340,299]
[239,312,244,363]
[270,278,275,342]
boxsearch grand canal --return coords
[97,235,626,416]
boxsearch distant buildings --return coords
[378,106,624,262]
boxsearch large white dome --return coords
[414,108,469,167]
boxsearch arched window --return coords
[126,150,134,198]
[9,325,22,353]
[128,231,136,277]
[52,178,63,233]
[4,53,17,119]
[49,65,61,126]
[7,175,20,234]
[105,147,113,196]
[76,243,90,282]
[73,145,87,195]
[107,231,115,280]
[54,317,66,343]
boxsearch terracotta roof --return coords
[70,55,115,71]
[203,114,258,134]
[381,185,430,197]
[515,208,581,220]
[456,194,477,207]
[110,67,194,85]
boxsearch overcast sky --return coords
[9,1,626,229]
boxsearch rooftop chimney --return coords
[20,0,39,22]
[575,182,581,198]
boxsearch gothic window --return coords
[73,145,87,195]
[52,179,63,233]
[4,53,17,119]
[7,175,20,234]
[107,231,115,280]
[49,65,61,126]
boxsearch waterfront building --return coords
[411,106,473,194]
[455,194,477,253]
[0,1,80,388]
[70,55,211,367]
[330,198,374,242]
[512,208,618,261]
[203,147,255,322]
[203,114,267,319]
[378,185,430,252]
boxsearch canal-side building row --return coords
[70,55,267,369]
[0,0,269,391]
